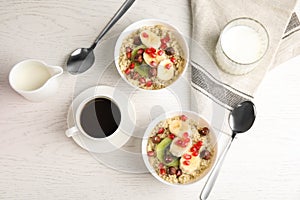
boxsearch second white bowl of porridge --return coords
[114,19,189,90]
[142,111,218,186]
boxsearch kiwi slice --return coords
[134,64,149,77]
[156,138,179,167]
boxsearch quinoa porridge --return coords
[118,25,186,90]
[146,114,216,184]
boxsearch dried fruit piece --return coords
[168,166,177,175]
[165,47,175,55]
[133,36,142,45]
[200,150,211,160]
[152,135,161,144]
[199,127,210,136]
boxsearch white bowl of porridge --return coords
[141,111,217,186]
[114,19,189,90]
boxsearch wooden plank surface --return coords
[0,0,299,199]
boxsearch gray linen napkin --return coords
[190,0,299,134]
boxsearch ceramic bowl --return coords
[141,110,217,186]
[114,19,189,91]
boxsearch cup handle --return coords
[65,126,79,137]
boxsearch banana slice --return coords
[169,137,192,157]
[169,120,189,136]
[157,59,175,81]
[143,51,166,67]
[180,153,201,174]
[140,30,161,49]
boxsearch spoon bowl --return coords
[229,101,256,134]
[67,48,95,75]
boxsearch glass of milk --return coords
[215,18,269,75]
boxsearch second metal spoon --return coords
[200,101,256,200]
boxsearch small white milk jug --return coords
[9,59,63,102]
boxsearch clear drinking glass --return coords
[215,17,269,75]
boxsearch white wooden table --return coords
[0,1,300,199]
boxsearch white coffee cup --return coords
[65,86,136,153]
[9,59,63,102]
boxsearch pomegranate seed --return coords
[181,141,188,148]
[124,68,131,75]
[157,50,164,56]
[170,57,176,63]
[183,132,189,138]
[157,128,165,134]
[126,47,132,53]
[164,34,170,42]
[168,133,175,140]
[158,163,164,169]
[137,55,143,64]
[145,81,153,87]
[149,47,156,53]
[160,43,167,50]
[183,137,190,143]
[132,72,140,80]
[183,160,190,166]
[150,61,158,67]
[161,38,167,44]
[126,52,132,59]
[192,151,199,157]
[137,48,144,55]
[147,151,155,157]
[145,48,151,54]
[190,146,197,153]
[129,63,135,69]
[142,32,149,38]
[160,168,166,175]
[175,139,183,146]
[195,141,203,149]
[150,53,157,58]
[180,115,188,121]
[139,77,146,84]
[183,154,192,160]
[165,63,172,69]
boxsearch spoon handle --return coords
[91,0,135,49]
[199,135,235,200]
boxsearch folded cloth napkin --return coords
[190,0,299,134]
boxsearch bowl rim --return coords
[114,18,190,92]
[141,110,217,187]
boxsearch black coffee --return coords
[80,98,121,138]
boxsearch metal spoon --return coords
[200,101,256,200]
[67,0,136,75]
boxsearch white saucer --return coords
[67,85,136,153]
